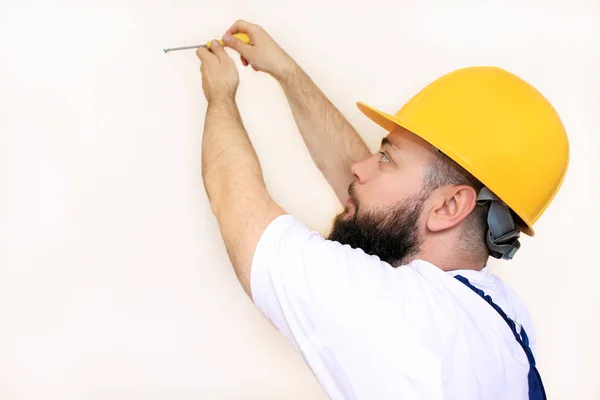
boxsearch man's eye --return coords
[378,151,390,163]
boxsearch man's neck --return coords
[410,251,487,273]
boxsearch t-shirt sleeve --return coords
[250,213,396,352]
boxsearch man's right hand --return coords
[222,20,296,81]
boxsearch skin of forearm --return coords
[201,99,267,214]
[279,63,371,202]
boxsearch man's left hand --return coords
[197,40,240,104]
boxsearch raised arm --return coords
[197,41,286,297]
[223,20,371,204]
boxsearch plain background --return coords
[1,0,598,398]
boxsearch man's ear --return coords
[426,185,478,232]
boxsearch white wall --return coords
[1,0,598,398]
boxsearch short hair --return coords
[424,151,490,259]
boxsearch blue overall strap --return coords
[454,275,547,400]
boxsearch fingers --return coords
[197,41,233,67]
[208,40,231,64]
[222,33,253,57]
[196,46,214,63]
[225,19,257,36]
[240,55,258,72]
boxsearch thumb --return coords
[209,40,228,62]
[223,34,253,58]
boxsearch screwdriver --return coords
[163,33,250,53]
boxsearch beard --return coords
[327,186,429,267]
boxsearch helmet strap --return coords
[476,187,521,260]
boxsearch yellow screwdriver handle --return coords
[206,33,250,49]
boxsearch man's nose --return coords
[350,155,376,185]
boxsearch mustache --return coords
[348,182,358,203]
[347,182,361,217]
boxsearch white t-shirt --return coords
[250,214,537,400]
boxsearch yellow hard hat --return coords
[357,66,569,238]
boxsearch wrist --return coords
[208,93,237,108]
[272,57,298,83]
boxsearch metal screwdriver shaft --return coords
[163,33,251,54]
[164,44,206,53]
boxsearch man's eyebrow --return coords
[380,137,398,149]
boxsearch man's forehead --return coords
[382,126,436,153]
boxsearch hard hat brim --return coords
[356,101,535,236]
